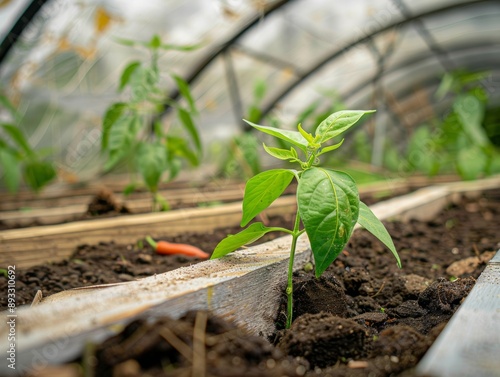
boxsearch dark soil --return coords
[85,188,130,216]
[5,190,500,377]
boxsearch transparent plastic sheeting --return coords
[0,0,499,180]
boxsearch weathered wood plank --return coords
[417,250,500,377]
[0,187,246,222]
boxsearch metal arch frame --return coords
[343,41,500,106]
[0,0,296,89]
[339,39,500,128]
[0,0,50,65]
[334,41,500,160]
[256,0,500,124]
[160,0,297,117]
[2,0,498,127]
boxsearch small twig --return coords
[159,326,193,362]
[192,311,208,377]
[371,279,386,298]
[472,243,480,259]
[31,290,43,306]
[82,342,96,377]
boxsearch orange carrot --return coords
[145,236,209,259]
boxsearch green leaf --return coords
[129,67,159,102]
[241,169,295,227]
[298,168,359,277]
[262,144,298,161]
[358,202,401,268]
[456,145,487,180]
[244,120,309,152]
[253,80,267,102]
[24,160,56,192]
[211,222,276,259]
[101,103,127,150]
[297,124,315,144]
[167,157,182,181]
[317,139,344,156]
[123,182,137,196]
[233,133,261,176]
[383,143,401,172]
[173,74,197,114]
[177,108,202,153]
[136,142,167,193]
[104,115,139,171]
[114,37,137,47]
[160,43,202,51]
[107,116,136,151]
[115,36,200,52]
[246,105,261,123]
[167,136,199,166]
[119,61,141,91]
[154,192,170,211]
[0,95,21,122]
[315,110,375,144]
[0,148,21,192]
[406,126,441,176]
[149,34,162,49]
[1,124,33,155]
[435,72,455,100]
[454,94,489,147]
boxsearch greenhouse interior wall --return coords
[1,0,499,187]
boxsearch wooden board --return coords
[417,250,500,377]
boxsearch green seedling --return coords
[101,34,201,211]
[0,94,56,193]
[211,110,401,328]
[384,70,500,180]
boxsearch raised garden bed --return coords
[0,177,499,376]
[0,176,468,270]
[0,175,459,229]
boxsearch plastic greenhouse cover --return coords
[0,0,499,180]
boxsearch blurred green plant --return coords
[101,34,202,210]
[386,70,500,180]
[217,80,266,180]
[0,94,56,193]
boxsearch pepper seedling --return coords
[211,110,401,328]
